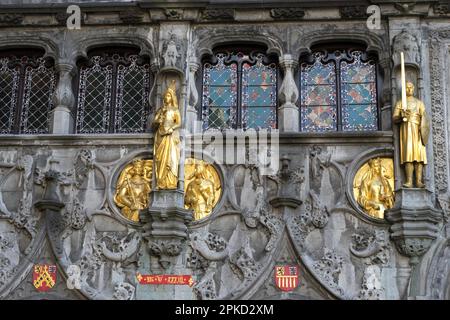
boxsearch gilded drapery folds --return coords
[114,159,152,222]
[114,158,221,221]
[152,80,181,190]
[184,158,222,221]
[353,157,395,219]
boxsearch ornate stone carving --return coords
[350,230,390,265]
[148,240,183,269]
[309,145,331,193]
[394,2,417,14]
[392,30,420,66]
[193,272,216,300]
[162,34,181,68]
[189,232,228,300]
[429,32,449,193]
[229,246,261,282]
[0,232,19,289]
[269,155,304,206]
[63,199,87,231]
[119,10,144,24]
[270,8,305,20]
[74,149,94,188]
[386,189,443,265]
[201,9,234,21]
[434,3,450,15]
[289,191,329,248]
[189,232,228,263]
[113,282,135,300]
[339,6,367,19]
[356,265,384,300]
[0,14,23,25]
[312,248,344,295]
[101,232,141,262]
[164,9,183,20]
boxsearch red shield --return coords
[33,264,57,292]
[275,265,299,292]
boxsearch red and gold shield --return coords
[33,264,57,292]
[275,265,299,292]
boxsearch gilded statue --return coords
[393,81,429,188]
[184,158,221,221]
[354,158,394,219]
[153,80,181,189]
[114,159,152,222]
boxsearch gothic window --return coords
[76,49,151,134]
[202,48,277,130]
[0,50,56,134]
[300,49,379,132]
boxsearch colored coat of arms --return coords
[275,265,299,292]
[33,264,57,292]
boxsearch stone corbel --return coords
[186,58,200,134]
[50,63,76,134]
[386,189,444,266]
[278,55,299,132]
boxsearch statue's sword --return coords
[400,52,407,113]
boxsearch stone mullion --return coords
[50,62,76,134]
[278,54,299,132]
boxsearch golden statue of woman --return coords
[393,82,429,188]
[153,80,181,190]
[185,161,216,220]
[114,159,152,221]
[357,158,394,219]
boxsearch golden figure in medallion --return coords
[353,158,394,219]
[184,158,221,221]
[152,80,181,190]
[114,159,152,222]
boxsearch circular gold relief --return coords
[114,158,221,222]
[353,157,395,220]
[184,158,222,221]
[114,159,152,222]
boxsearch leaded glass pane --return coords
[242,56,277,129]
[340,51,378,131]
[76,56,113,134]
[21,59,56,134]
[0,58,19,134]
[300,53,337,132]
[115,56,150,133]
[202,53,237,130]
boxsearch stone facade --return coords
[0,0,449,300]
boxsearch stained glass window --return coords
[202,50,277,130]
[300,49,378,132]
[0,52,56,135]
[340,51,377,131]
[300,53,337,132]
[76,51,151,134]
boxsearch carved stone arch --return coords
[74,35,156,66]
[247,231,338,300]
[408,237,450,299]
[295,30,388,62]
[345,147,394,225]
[194,31,283,61]
[0,36,58,61]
